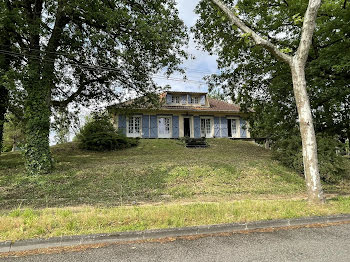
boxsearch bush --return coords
[77,115,139,151]
[272,134,345,183]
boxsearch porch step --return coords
[185,138,209,148]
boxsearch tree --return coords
[194,0,326,203]
[195,1,349,180]
[216,1,350,144]
[0,1,12,154]
[208,88,229,101]
[2,0,188,175]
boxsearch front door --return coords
[184,118,190,137]
[158,117,171,138]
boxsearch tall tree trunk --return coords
[23,0,54,175]
[0,87,8,154]
[24,0,53,174]
[0,28,10,155]
[24,46,53,174]
[24,56,53,174]
[291,58,324,203]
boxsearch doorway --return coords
[227,118,239,138]
[184,117,190,137]
[158,116,172,138]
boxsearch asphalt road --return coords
[3,224,350,262]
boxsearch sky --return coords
[153,0,219,93]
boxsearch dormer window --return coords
[191,96,199,104]
[172,96,180,104]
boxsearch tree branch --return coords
[51,75,109,108]
[211,0,292,65]
[295,0,322,65]
[44,1,70,61]
[283,0,289,7]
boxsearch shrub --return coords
[272,134,345,183]
[77,114,139,151]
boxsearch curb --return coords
[1,214,350,253]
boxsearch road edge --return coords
[1,213,350,253]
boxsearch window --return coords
[171,96,180,104]
[191,96,199,104]
[200,118,212,137]
[128,116,141,137]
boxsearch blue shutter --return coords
[166,94,172,104]
[118,115,126,135]
[194,116,200,138]
[214,117,220,137]
[172,116,179,138]
[200,95,205,105]
[142,115,149,138]
[240,119,247,138]
[220,117,228,137]
[181,95,187,104]
[150,115,158,138]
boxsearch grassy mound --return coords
[0,139,349,209]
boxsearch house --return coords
[110,91,251,139]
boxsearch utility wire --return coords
[0,44,218,75]
[0,49,208,85]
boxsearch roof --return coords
[110,91,244,114]
[167,91,208,95]
[160,98,241,112]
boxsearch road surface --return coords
[3,223,350,262]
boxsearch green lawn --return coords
[2,198,350,241]
[1,139,349,209]
[1,139,350,241]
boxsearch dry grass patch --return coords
[1,197,350,241]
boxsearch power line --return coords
[0,44,218,75]
[0,49,208,85]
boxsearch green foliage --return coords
[280,47,293,54]
[272,134,346,183]
[193,0,350,142]
[207,88,228,101]
[77,115,139,151]
[241,32,252,45]
[23,60,53,175]
[2,114,25,152]
[292,13,304,25]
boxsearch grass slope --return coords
[1,139,350,241]
[1,138,346,209]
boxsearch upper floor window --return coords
[171,96,180,104]
[191,96,199,104]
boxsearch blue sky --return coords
[153,0,218,93]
